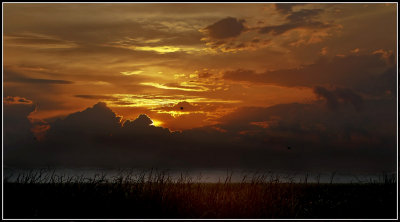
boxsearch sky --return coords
[3,3,398,172]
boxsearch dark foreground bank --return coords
[3,172,397,219]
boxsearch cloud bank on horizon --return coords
[4,97,396,172]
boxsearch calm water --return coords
[3,167,396,184]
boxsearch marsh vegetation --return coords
[3,169,397,219]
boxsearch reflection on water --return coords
[3,167,396,184]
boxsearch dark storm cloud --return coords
[314,86,364,111]
[218,99,396,144]
[204,17,246,39]
[224,69,259,82]
[259,5,332,36]
[4,102,172,167]
[360,66,397,97]
[274,3,306,14]
[4,100,396,172]
[216,98,396,171]
[223,53,395,97]
[286,9,323,23]
[3,100,36,150]
[259,20,329,36]
[275,4,295,14]
[5,101,224,168]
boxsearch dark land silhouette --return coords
[3,170,397,219]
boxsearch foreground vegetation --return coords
[3,170,397,219]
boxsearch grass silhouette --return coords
[3,169,397,219]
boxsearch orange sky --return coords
[3,3,397,130]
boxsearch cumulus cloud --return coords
[204,17,246,39]
[123,114,153,128]
[46,102,122,140]
[45,102,173,142]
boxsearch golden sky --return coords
[3,3,397,130]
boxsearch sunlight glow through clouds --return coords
[106,94,242,108]
[150,119,164,127]
[128,45,204,54]
[120,70,144,75]
[140,82,209,92]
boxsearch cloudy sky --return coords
[3,3,397,171]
